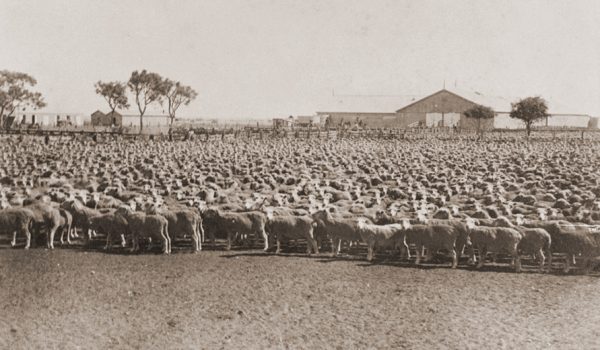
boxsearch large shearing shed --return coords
[317,89,591,130]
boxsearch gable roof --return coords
[395,89,480,113]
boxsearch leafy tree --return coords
[163,79,197,133]
[0,70,46,129]
[464,104,495,137]
[127,70,165,133]
[510,96,548,136]
[94,81,129,114]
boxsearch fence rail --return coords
[1,125,599,142]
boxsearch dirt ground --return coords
[1,243,600,350]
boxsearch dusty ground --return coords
[1,243,600,350]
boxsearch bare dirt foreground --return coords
[1,248,600,350]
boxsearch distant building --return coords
[317,89,591,130]
[9,112,85,127]
[90,111,170,127]
[273,117,294,129]
[294,115,321,127]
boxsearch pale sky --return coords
[1,0,599,118]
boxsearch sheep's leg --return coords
[563,254,572,274]
[336,239,342,255]
[467,246,476,265]
[425,247,433,262]
[199,223,205,243]
[260,226,269,251]
[104,232,112,250]
[582,257,592,275]
[476,247,486,269]
[192,231,200,252]
[226,232,232,251]
[11,231,16,247]
[402,239,411,260]
[47,226,58,249]
[147,237,153,251]
[23,228,31,250]
[60,227,65,245]
[276,238,281,254]
[415,244,422,265]
[310,238,319,255]
[451,248,458,269]
[66,225,72,244]
[513,252,522,273]
[331,238,341,257]
[130,235,137,253]
[366,242,374,261]
[537,248,546,272]
[546,250,552,272]
[162,235,170,255]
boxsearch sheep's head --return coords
[465,217,477,230]
[265,207,274,220]
[116,205,133,217]
[451,205,460,217]
[515,214,525,226]
[356,217,368,230]
[492,216,513,228]
[537,207,548,221]
[401,219,412,230]
[416,210,429,224]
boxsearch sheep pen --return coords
[1,133,600,349]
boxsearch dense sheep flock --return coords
[1,133,600,275]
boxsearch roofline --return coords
[395,89,481,113]
[316,111,397,115]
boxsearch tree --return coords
[127,70,165,133]
[0,70,46,129]
[94,81,129,115]
[163,79,197,134]
[464,104,495,137]
[509,96,548,136]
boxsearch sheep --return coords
[492,216,552,272]
[24,201,62,249]
[89,212,130,250]
[465,218,522,272]
[146,205,203,252]
[115,206,170,254]
[58,209,73,245]
[60,198,101,242]
[202,208,268,251]
[1,208,35,249]
[400,219,461,268]
[311,209,363,257]
[355,218,406,261]
[265,208,318,254]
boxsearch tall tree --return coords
[0,70,46,129]
[94,81,129,114]
[510,96,548,136]
[127,70,165,133]
[163,79,197,133]
[464,104,495,137]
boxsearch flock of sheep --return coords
[1,133,599,274]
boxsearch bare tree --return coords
[163,79,197,134]
[94,81,129,114]
[0,70,46,129]
[127,70,165,133]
